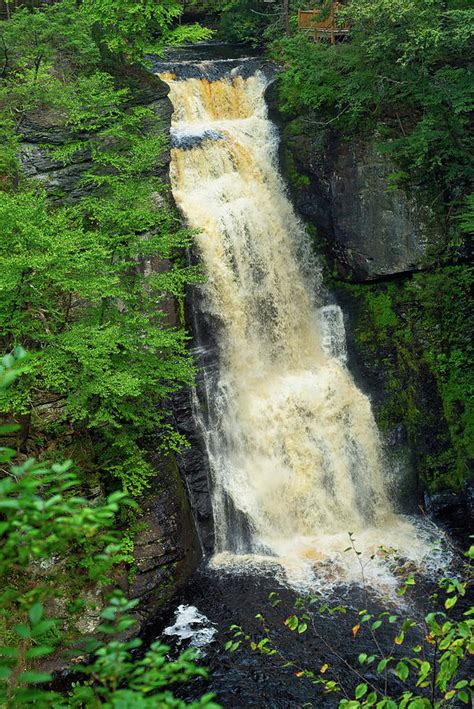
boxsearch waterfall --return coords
[160,64,444,588]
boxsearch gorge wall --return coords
[17,68,202,633]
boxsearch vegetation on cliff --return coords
[276,1,472,214]
[0,352,219,706]
[338,266,473,493]
[0,0,214,700]
[0,0,209,495]
[0,0,218,701]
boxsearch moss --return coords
[334,265,473,493]
[364,291,398,332]
[283,148,311,189]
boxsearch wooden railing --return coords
[298,4,349,44]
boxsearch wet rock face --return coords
[172,387,215,553]
[127,455,202,626]
[424,485,474,545]
[269,100,446,281]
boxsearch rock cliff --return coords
[267,84,447,282]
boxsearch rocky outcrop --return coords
[424,485,474,545]
[18,70,172,201]
[266,85,446,281]
[292,130,445,281]
[127,455,201,625]
[19,141,95,202]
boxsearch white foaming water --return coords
[318,305,348,364]
[163,604,216,648]
[160,69,449,591]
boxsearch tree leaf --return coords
[18,671,52,684]
[355,683,367,699]
[396,662,409,681]
[28,602,43,625]
[285,615,299,631]
[25,646,55,659]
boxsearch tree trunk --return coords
[282,0,290,36]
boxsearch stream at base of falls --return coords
[147,44,461,707]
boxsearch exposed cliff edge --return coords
[266,85,446,282]
[288,131,445,281]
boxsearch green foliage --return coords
[275,0,473,234]
[53,592,219,708]
[341,265,473,491]
[0,181,197,493]
[218,0,274,45]
[0,458,218,706]
[0,6,218,698]
[226,539,473,708]
[214,0,300,45]
[0,0,211,75]
[82,0,212,62]
[364,293,398,331]
[0,0,208,495]
[0,353,219,707]
[284,148,311,189]
[0,0,100,76]
[458,193,474,235]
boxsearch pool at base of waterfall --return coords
[146,555,465,709]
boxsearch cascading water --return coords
[159,61,446,590]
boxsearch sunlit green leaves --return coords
[0,117,197,496]
[285,614,299,631]
[81,0,212,61]
[355,683,367,699]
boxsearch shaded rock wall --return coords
[173,386,215,553]
[127,455,201,626]
[266,85,446,282]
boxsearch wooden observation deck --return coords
[298,3,349,44]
